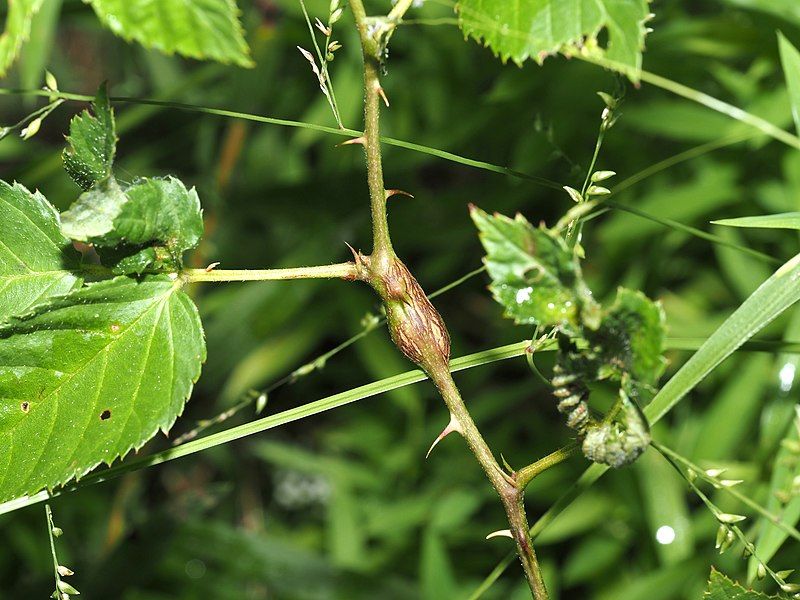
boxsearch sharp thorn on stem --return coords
[425,412,463,459]
[377,85,390,107]
[338,136,366,146]
[485,529,514,540]
[343,241,366,269]
[385,189,414,201]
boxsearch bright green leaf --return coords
[86,0,253,67]
[0,0,45,78]
[61,176,204,267]
[0,180,81,322]
[712,212,800,230]
[63,84,116,190]
[0,276,205,503]
[704,568,780,599]
[470,205,583,328]
[779,32,800,135]
[645,251,800,424]
[455,0,650,76]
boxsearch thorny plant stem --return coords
[348,0,548,596]
[180,263,358,282]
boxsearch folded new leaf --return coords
[63,84,116,191]
[61,176,204,270]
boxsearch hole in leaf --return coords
[100,409,111,420]
[20,401,30,413]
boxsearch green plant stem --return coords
[387,0,416,22]
[348,1,548,594]
[0,335,796,515]
[516,444,580,490]
[45,505,62,593]
[0,340,543,515]
[578,54,800,152]
[654,442,800,544]
[180,263,358,282]
[428,362,548,599]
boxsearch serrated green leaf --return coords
[704,568,781,599]
[779,32,800,135]
[455,0,650,76]
[0,276,205,503]
[62,176,204,265]
[590,287,666,386]
[712,212,800,230]
[63,84,116,191]
[0,180,81,322]
[0,0,45,78]
[86,0,253,67]
[470,205,582,328]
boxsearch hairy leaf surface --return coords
[63,84,116,190]
[456,0,650,74]
[86,0,253,67]
[0,276,205,502]
[0,0,45,77]
[62,176,203,252]
[590,287,666,386]
[0,180,80,322]
[61,176,203,273]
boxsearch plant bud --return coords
[757,563,767,580]
[57,565,74,577]
[376,258,450,371]
[57,580,80,594]
[717,513,746,524]
[715,525,727,549]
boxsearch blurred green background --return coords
[2,0,800,598]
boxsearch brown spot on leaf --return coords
[100,409,111,420]
[20,401,30,413]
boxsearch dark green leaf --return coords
[456,0,650,75]
[0,0,45,78]
[0,180,80,321]
[62,84,116,190]
[470,205,584,328]
[87,0,253,67]
[0,276,205,503]
[590,287,666,387]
